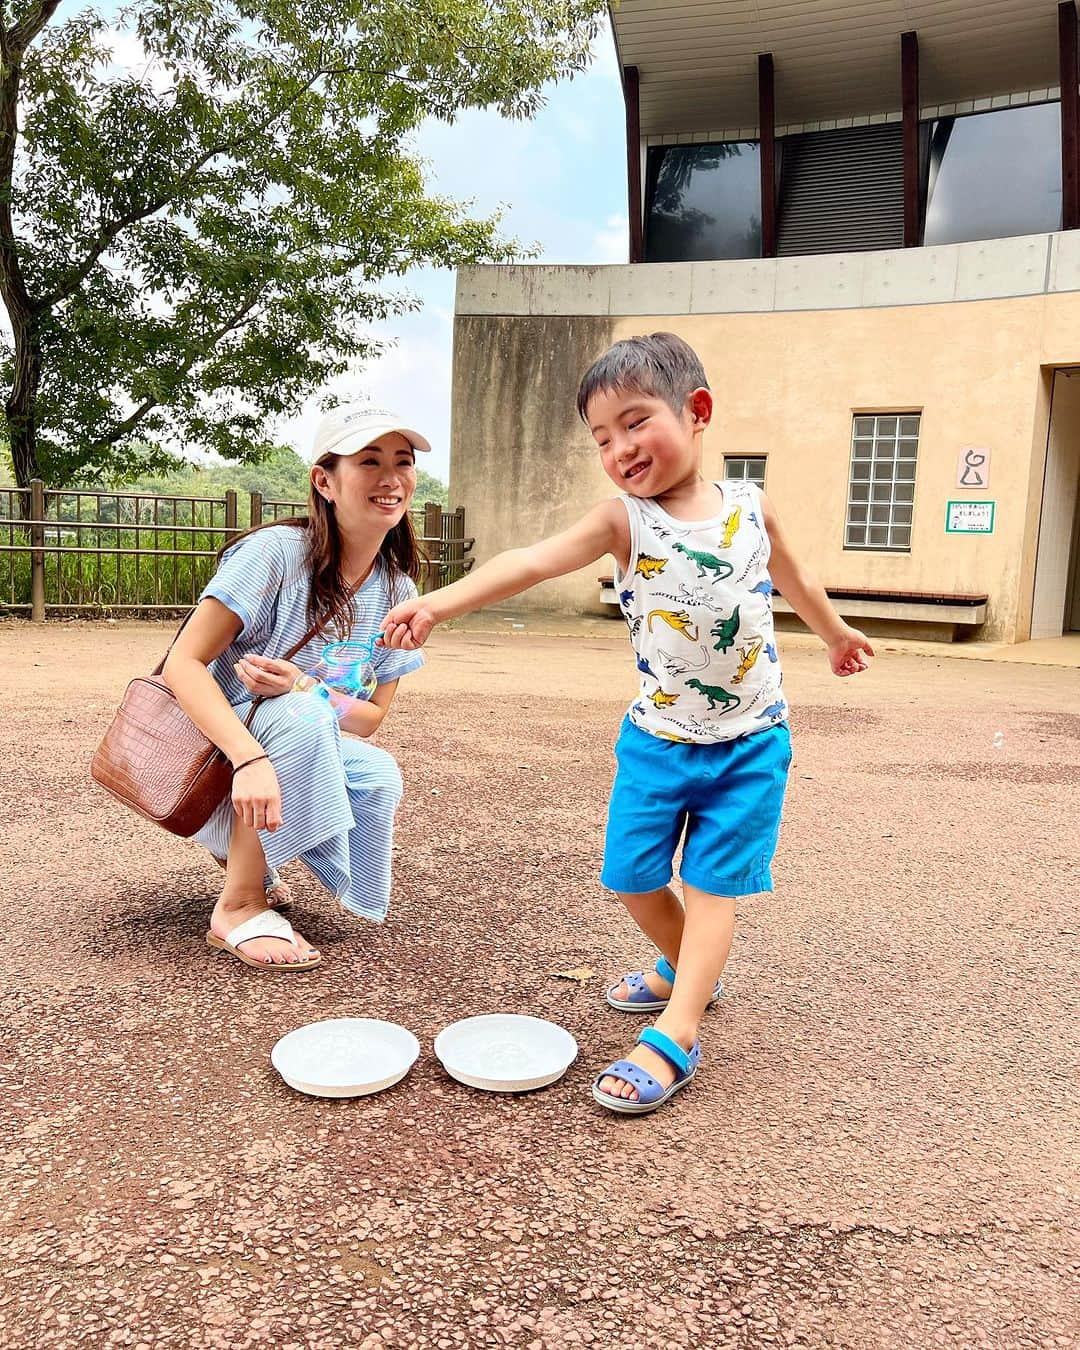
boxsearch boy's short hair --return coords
[576,332,709,423]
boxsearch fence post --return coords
[423,501,442,590]
[30,478,45,622]
[224,489,238,538]
[249,491,263,529]
[449,505,466,582]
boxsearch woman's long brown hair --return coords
[215,453,426,639]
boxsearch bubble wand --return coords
[289,636,379,722]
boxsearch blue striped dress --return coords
[191,525,423,922]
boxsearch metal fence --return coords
[0,480,473,620]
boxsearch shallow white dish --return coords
[434,1014,578,1093]
[271,1018,420,1098]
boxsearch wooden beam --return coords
[624,65,644,262]
[1060,1,1079,230]
[901,31,920,247]
[758,53,776,257]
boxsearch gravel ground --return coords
[1,618,1078,1350]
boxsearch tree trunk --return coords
[0,36,42,492]
[6,310,42,490]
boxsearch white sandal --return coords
[205,909,321,971]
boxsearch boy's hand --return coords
[233,654,302,697]
[827,625,874,676]
[380,597,438,650]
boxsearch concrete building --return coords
[450,1,1080,643]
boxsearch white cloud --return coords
[590,213,630,264]
[103,28,174,95]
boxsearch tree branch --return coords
[9,0,62,52]
[89,288,264,449]
[0,26,31,327]
[35,64,330,314]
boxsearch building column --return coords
[1060,1,1079,230]
[901,31,920,247]
[758,53,776,257]
[624,64,644,262]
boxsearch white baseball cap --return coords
[309,404,431,463]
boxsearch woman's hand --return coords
[231,757,283,832]
[827,625,875,676]
[233,654,302,697]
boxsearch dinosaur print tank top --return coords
[614,479,787,745]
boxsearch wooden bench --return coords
[598,577,988,638]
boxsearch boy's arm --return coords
[760,492,874,677]
[382,499,628,648]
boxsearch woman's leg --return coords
[210,852,292,906]
[209,816,319,966]
[335,745,403,919]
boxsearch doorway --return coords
[1032,368,1080,638]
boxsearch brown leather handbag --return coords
[91,610,324,838]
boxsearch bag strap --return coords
[151,608,327,677]
[152,606,330,733]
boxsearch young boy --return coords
[381,333,873,1114]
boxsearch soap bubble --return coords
[992,730,1005,750]
[290,639,377,723]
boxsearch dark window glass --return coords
[924,102,1062,246]
[645,143,761,262]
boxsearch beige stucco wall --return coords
[451,250,1080,643]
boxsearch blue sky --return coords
[276,20,628,484]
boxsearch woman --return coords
[164,405,430,971]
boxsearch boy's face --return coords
[586,385,712,498]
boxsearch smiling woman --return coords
[159,405,431,973]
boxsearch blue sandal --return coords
[604,954,723,1013]
[592,1027,700,1115]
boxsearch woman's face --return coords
[314,432,418,531]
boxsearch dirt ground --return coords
[1,617,1078,1349]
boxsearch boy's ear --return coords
[688,387,713,429]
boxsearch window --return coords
[645,142,761,262]
[845,415,918,552]
[923,102,1062,246]
[777,123,904,256]
[724,456,767,489]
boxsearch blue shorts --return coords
[600,717,792,897]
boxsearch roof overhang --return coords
[609,0,1065,138]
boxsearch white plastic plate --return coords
[434,1014,578,1093]
[271,1018,420,1098]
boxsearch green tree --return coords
[120,443,448,507]
[0,0,604,489]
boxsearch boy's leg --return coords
[607,885,686,1001]
[209,816,319,966]
[598,882,734,1100]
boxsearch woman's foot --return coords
[596,1021,695,1102]
[209,891,318,966]
[264,871,294,907]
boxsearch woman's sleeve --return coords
[372,575,425,683]
[199,529,289,643]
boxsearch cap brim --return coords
[319,421,431,459]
